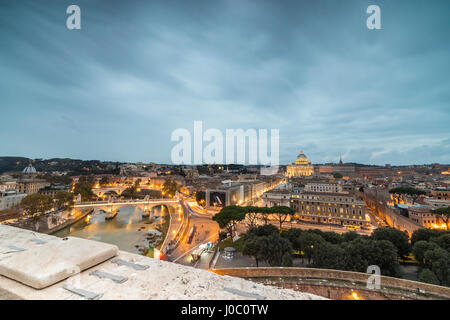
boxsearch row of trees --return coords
[239,223,450,285]
[21,192,74,217]
[242,225,292,267]
[411,228,450,286]
[241,226,405,277]
[212,205,295,236]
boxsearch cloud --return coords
[0,0,449,165]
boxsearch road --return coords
[166,194,376,267]
[164,199,220,266]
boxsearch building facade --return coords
[0,181,17,192]
[430,188,450,200]
[304,182,343,193]
[16,179,48,195]
[407,206,445,229]
[262,189,291,207]
[290,183,368,227]
[286,151,314,177]
[0,190,27,210]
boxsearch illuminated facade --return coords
[286,151,314,177]
[408,206,447,229]
[290,184,369,227]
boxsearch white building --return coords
[0,190,27,210]
[262,189,291,207]
[0,181,17,192]
[304,182,344,193]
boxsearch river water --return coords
[53,206,167,254]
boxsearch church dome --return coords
[286,149,314,177]
[295,151,310,165]
[22,164,37,174]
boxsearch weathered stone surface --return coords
[0,225,325,300]
[0,225,118,289]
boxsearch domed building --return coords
[17,163,47,194]
[286,151,314,177]
[22,163,37,176]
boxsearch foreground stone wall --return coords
[0,225,324,300]
[212,267,450,299]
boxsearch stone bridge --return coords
[91,186,127,198]
[74,197,181,218]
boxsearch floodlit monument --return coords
[286,151,314,177]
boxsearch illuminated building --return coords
[16,164,48,195]
[430,188,450,200]
[407,206,447,229]
[286,151,314,177]
[290,183,369,227]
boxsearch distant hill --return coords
[0,157,31,174]
[0,157,121,175]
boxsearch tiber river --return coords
[54,205,167,254]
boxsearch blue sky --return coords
[1,0,449,165]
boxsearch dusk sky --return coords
[1,0,449,165]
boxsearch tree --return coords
[342,231,360,243]
[281,251,293,267]
[99,176,109,186]
[242,225,292,267]
[412,241,439,265]
[264,233,292,266]
[270,206,295,230]
[21,194,53,217]
[195,191,206,207]
[342,238,400,277]
[298,232,325,263]
[243,206,261,228]
[321,231,343,244]
[212,205,246,238]
[121,186,138,199]
[411,228,443,246]
[431,207,450,229]
[54,191,74,209]
[134,179,142,188]
[245,224,279,238]
[311,242,346,270]
[371,227,411,258]
[259,207,271,225]
[281,228,303,251]
[73,178,95,202]
[418,268,439,285]
[333,172,343,179]
[431,234,450,253]
[162,179,178,198]
[423,247,450,286]
[242,236,267,267]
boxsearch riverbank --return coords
[3,208,92,234]
[47,209,92,235]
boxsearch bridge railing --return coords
[74,198,179,206]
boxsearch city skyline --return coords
[1,0,449,165]
[1,153,449,168]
